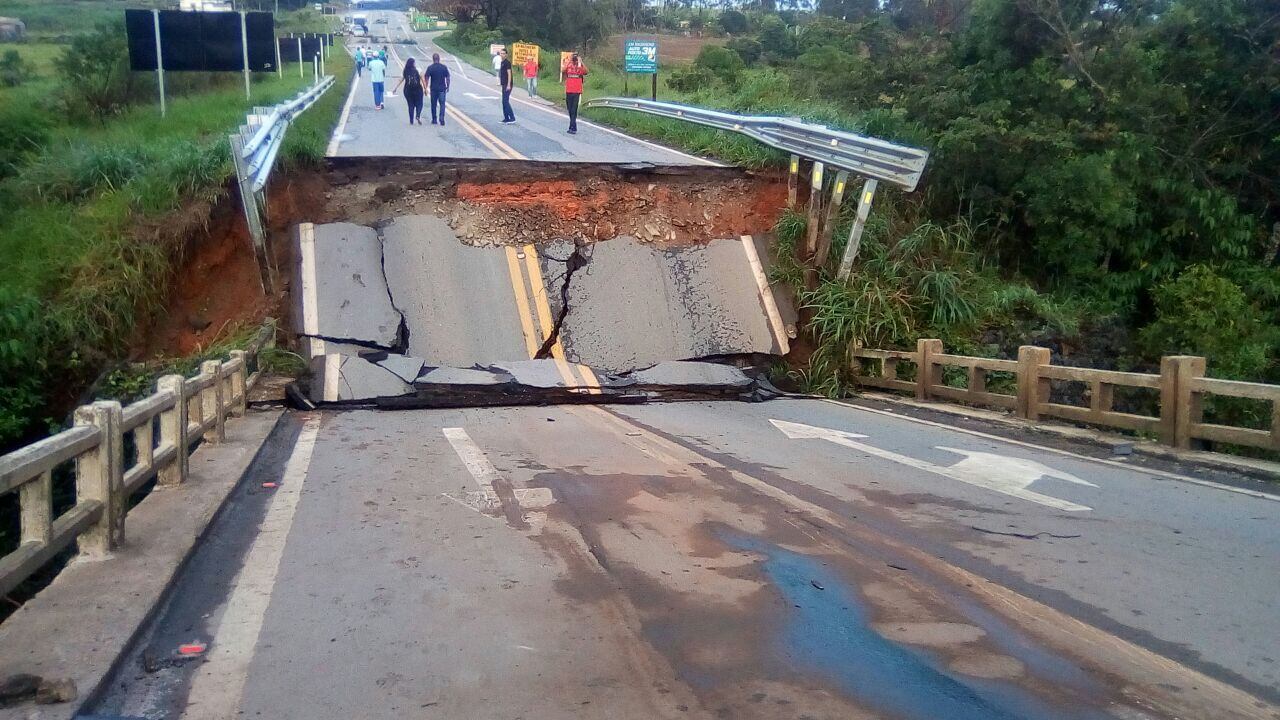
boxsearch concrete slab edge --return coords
[849,391,1280,480]
[0,409,286,720]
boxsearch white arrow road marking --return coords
[443,427,552,520]
[465,92,498,100]
[770,419,1094,512]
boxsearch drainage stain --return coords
[721,531,1110,720]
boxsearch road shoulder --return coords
[0,408,284,720]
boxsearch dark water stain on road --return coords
[721,530,1112,720]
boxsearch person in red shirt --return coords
[523,56,539,98]
[563,53,587,134]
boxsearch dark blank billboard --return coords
[126,10,276,72]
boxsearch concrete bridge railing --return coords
[0,324,274,598]
[853,340,1280,453]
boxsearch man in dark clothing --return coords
[424,52,451,125]
[497,49,515,123]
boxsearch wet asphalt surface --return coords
[89,400,1279,719]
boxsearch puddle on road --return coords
[720,531,1112,720]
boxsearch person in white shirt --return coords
[367,53,387,109]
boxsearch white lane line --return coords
[740,234,790,355]
[325,63,360,157]
[442,427,553,516]
[298,222,318,336]
[182,417,322,720]
[443,427,501,494]
[819,399,1280,502]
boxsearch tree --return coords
[719,9,750,34]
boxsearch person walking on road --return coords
[393,57,425,125]
[498,48,516,124]
[523,55,539,98]
[367,51,387,109]
[355,47,364,77]
[425,52,451,126]
[564,53,588,134]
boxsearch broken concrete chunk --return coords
[376,355,427,383]
[294,222,402,349]
[299,338,379,361]
[625,361,753,388]
[484,360,597,389]
[34,678,76,705]
[310,354,413,404]
[416,366,512,386]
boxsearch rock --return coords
[374,183,402,202]
[0,674,40,707]
[188,312,212,332]
[34,678,76,705]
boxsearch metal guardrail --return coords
[0,323,276,599]
[582,97,930,191]
[230,76,336,294]
[583,98,931,280]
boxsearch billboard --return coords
[623,39,657,74]
[278,36,323,63]
[125,10,275,72]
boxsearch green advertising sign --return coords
[624,39,657,74]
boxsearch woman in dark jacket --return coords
[392,57,425,125]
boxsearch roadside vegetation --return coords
[0,4,349,449]
[432,0,1280,441]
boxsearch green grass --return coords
[0,0,163,39]
[4,42,63,77]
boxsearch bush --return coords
[59,20,145,119]
[726,37,763,64]
[1138,265,1273,380]
[0,288,51,448]
[720,9,750,35]
[0,49,31,87]
[667,65,715,93]
[694,45,745,85]
[0,102,53,178]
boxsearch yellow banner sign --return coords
[512,42,540,66]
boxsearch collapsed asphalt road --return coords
[291,172,793,404]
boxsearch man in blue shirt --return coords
[424,53,451,126]
[367,52,387,109]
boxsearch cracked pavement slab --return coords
[548,237,785,373]
[294,222,402,350]
[380,215,532,366]
[309,354,413,403]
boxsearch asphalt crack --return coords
[375,226,410,354]
[535,242,591,360]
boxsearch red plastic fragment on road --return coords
[177,642,206,656]
[262,482,278,489]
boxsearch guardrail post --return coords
[1167,356,1206,449]
[815,170,849,270]
[74,401,124,556]
[804,162,825,262]
[202,360,226,443]
[157,375,188,486]
[1017,346,1051,420]
[787,155,800,209]
[916,339,942,401]
[230,350,249,416]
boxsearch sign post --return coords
[275,31,282,77]
[297,37,303,78]
[151,9,166,117]
[623,39,657,101]
[240,11,251,100]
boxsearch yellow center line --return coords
[503,246,542,358]
[520,244,603,394]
